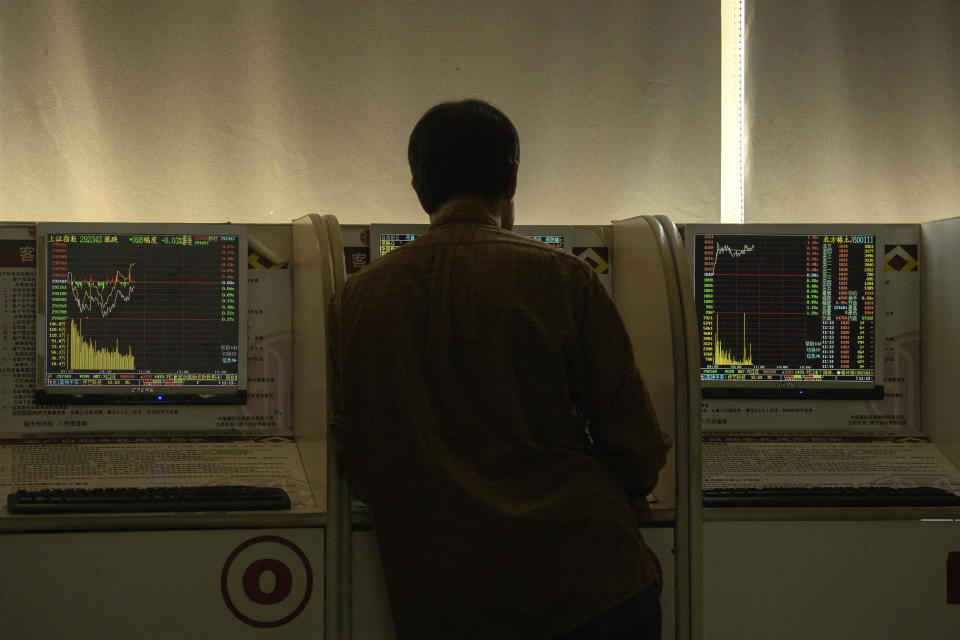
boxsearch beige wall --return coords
[0,1,720,227]
[744,1,960,223]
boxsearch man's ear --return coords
[413,179,433,215]
[505,162,519,200]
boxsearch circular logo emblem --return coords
[221,535,314,628]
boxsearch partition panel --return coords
[920,216,960,468]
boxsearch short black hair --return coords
[408,99,519,213]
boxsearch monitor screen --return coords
[35,223,247,404]
[524,234,564,249]
[378,232,420,257]
[514,225,568,251]
[370,223,569,261]
[686,226,883,399]
[369,224,426,261]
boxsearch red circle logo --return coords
[221,535,314,628]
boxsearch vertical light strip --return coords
[721,0,746,224]
[736,0,745,224]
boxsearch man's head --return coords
[408,99,519,220]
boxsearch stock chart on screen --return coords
[689,229,881,399]
[37,225,246,404]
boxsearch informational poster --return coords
[702,435,960,492]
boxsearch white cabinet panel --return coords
[0,528,324,640]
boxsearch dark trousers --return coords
[556,584,662,640]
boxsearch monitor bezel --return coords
[368,222,571,262]
[34,222,248,405]
[684,223,884,400]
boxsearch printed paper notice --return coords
[0,437,315,510]
[703,436,960,493]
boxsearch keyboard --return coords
[703,486,960,508]
[6,485,291,514]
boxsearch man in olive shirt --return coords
[331,99,671,640]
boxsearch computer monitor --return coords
[369,224,425,261]
[685,225,883,399]
[527,235,564,249]
[514,225,567,251]
[35,223,247,404]
[369,223,568,262]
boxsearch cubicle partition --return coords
[0,215,343,639]
[612,216,702,640]
[921,217,960,481]
[678,218,960,639]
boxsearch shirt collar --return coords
[429,200,501,230]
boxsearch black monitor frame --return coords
[685,224,884,400]
[35,223,247,405]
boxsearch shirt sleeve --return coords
[573,271,673,500]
